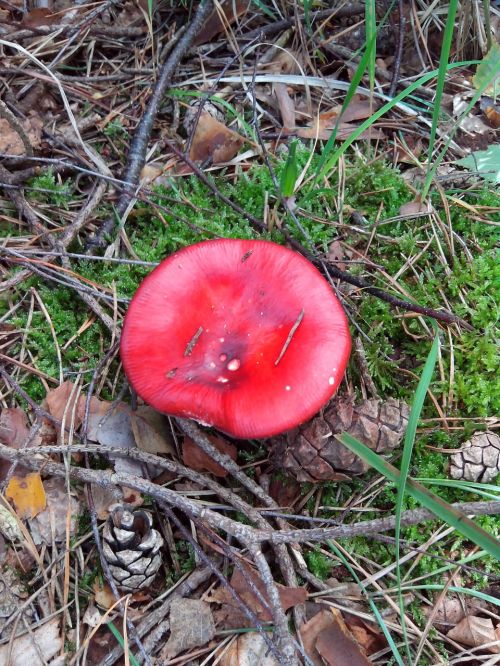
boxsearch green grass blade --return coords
[365,0,377,94]
[417,478,500,501]
[326,540,405,666]
[394,326,439,660]
[425,1,458,181]
[280,140,298,197]
[315,60,478,180]
[108,621,141,666]
[314,33,378,179]
[337,433,500,560]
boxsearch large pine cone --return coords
[272,396,410,482]
[103,505,163,592]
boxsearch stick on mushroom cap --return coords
[121,239,351,439]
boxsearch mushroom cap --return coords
[121,239,351,439]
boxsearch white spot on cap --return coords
[219,353,227,362]
[208,361,216,369]
[217,376,229,384]
[227,358,240,371]
[285,385,291,391]
[329,376,335,385]
[219,337,225,343]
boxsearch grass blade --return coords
[338,432,500,560]
[394,327,439,659]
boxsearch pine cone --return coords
[449,431,500,483]
[102,505,163,592]
[272,396,410,482]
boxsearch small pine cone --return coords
[102,505,163,592]
[449,431,500,483]
[272,396,410,482]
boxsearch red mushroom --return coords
[121,239,351,439]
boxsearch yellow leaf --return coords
[6,472,47,518]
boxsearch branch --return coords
[88,0,214,250]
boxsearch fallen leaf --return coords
[472,42,500,95]
[327,240,349,271]
[456,144,500,184]
[0,617,61,665]
[87,402,144,477]
[447,616,500,653]
[161,597,216,659]
[131,406,174,456]
[21,7,58,26]
[82,602,102,628]
[0,406,30,448]
[93,580,116,610]
[189,112,244,164]
[343,614,386,656]
[0,407,32,481]
[424,595,487,631]
[89,483,124,520]
[298,116,384,141]
[6,472,46,519]
[274,82,295,130]
[211,564,307,628]
[183,434,237,477]
[220,632,279,665]
[0,113,43,156]
[45,380,102,432]
[29,477,79,545]
[300,607,371,666]
[399,199,431,216]
[194,0,251,45]
[481,96,500,128]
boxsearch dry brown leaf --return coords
[481,96,500,128]
[131,406,174,455]
[89,483,124,520]
[93,580,116,610]
[6,472,46,519]
[29,477,79,545]
[0,113,42,155]
[0,617,61,665]
[326,240,349,271]
[194,0,251,45]
[21,7,58,26]
[0,406,30,449]
[274,82,295,130]
[45,380,102,431]
[220,632,279,665]
[211,564,307,629]
[399,199,431,217]
[298,99,380,141]
[160,597,215,660]
[343,615,386,657]
[189,112,244,164]
[183,434,237,477]
[447,616,500,653]
[424,594,487,631]
[300,607,371,666]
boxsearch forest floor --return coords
[0,1,499,665]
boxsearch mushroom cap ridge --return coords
[120,239,351,439]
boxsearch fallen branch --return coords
[1,443,498,547]
[89,0,214,250]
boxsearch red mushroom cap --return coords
[121,239,351,439]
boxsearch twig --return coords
[242,3,365,40]
[101,565,213,666]
[0,99,33,157]
[1,442,499,547]
[89,0,214,250]
[389,0,406,97]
